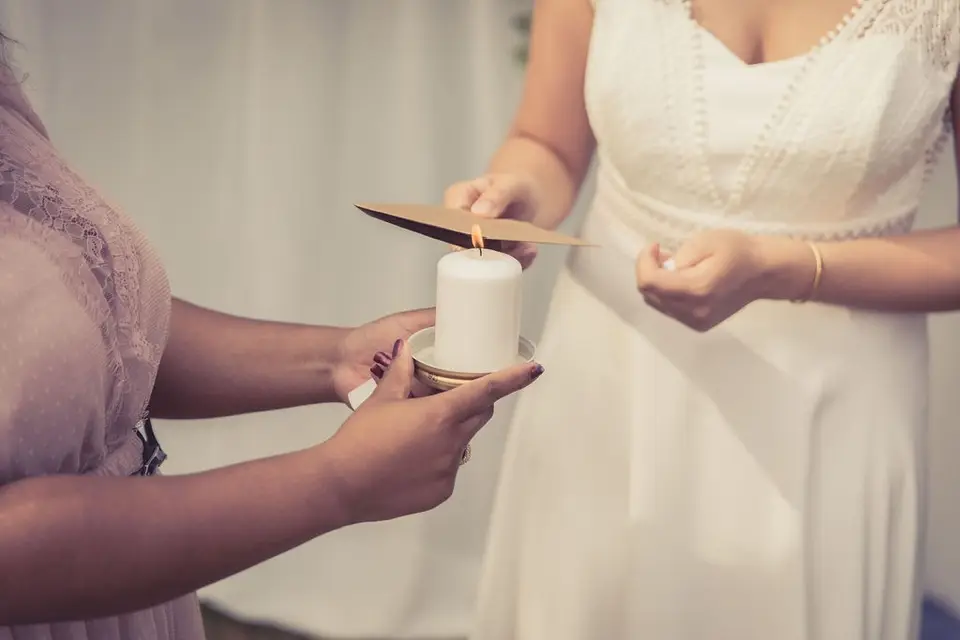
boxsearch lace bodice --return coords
[585,0,960,250]
[0,69,171,483]
[0,63,197,640]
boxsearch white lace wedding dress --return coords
[471,1,959,638]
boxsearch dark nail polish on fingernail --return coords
[392,339,403,358]
[531,363,544,380]
[374,352,392,367]
[370,364,384,379]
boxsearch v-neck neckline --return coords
[684,0,869,68]
[678,0,882,212]
[696,27,809,70]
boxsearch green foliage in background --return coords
[512,9,532,65]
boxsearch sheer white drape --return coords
[1,0,959,637]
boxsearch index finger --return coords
[437,361,544,424]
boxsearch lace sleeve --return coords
[0,207,115,484]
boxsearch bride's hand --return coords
[635,231,808,332]
[443,173,542,269]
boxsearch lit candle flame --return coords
[471,224,484,256]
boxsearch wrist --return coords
[330,326,360,405]
[300,443,357,533]
[754,236,820,302]
[308,325,352,405]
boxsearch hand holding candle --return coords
[347,199,596,404]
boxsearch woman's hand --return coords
[443,173,543,269]
[635,231,812,332]
[333,308,435,402]
[325,339,544,523]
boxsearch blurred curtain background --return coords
[0,0,957,638]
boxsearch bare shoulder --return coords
[512,0,597,179]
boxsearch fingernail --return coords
[370,364,384,379]
[530,363,544,380]
[392,339,403,358]
[374,352,392,367]
[471,200,493,216]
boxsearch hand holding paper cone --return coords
[443,173,541,268]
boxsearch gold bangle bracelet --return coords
[792,241,823,304]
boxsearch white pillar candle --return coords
[433,247,523,373]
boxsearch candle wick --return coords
[479,246,483,257]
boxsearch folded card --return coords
[355,202,594,250]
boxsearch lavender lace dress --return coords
[0,73,205,639]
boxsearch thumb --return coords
[672,236,710,270]
[370,339,414,401]
[438,361,544,424]
[392,307,436,335]
[636,243,664,290]
[470,177,523,218]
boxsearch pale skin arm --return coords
[763,78,960,312]
[483,0,597,230]
[150,298,348,419]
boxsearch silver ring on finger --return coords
[459,444,472,466]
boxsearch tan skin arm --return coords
[0,328,537,624]
[485,0,597,230]
[0,447,346,625]
[0,238,540,624]
[150,298,348,419]
[763,78,960,312]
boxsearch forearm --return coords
[152,298,348,419]
[0,446,346,625]
[487,133,591,230]
[766,86,960,313]
[762,226,960,312]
